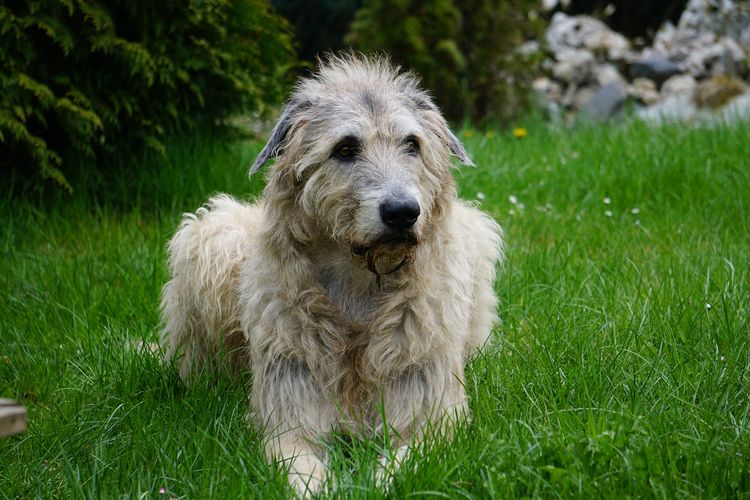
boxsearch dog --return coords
[160,53,504,494]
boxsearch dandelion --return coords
[484,130,496,139]
[476,192,485,201]
[603,197,611,205]
[512,127,528,138]
[462,129,475,138]
[631,207,640,214]
[605,210,613,217]
[508,195,518,205]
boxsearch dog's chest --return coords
[315,252,379,323]
[322,274,378,323]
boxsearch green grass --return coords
[1,120,749,498]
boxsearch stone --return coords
[532,77,564,102]
[678,0,750,41]
[741,26,750,53]
[573,85,598,110]
[595,64,626,87]
[629,77,660,105]
[661,74,697,98]
[546,13,631,61]
[693,75,747,109]
[629,54,681,84]
[580,82,626,121]
[637,93,696,123]
[714,92,750,122]
[552,49,595,84]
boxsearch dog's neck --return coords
[308,242,382,324]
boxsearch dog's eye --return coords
[332,138,360,162]
[404,136,420,156]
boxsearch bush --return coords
[345,0,544,126]
[272,0,363,62]
[0,0,296,192]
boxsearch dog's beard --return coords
[351,232,418,277]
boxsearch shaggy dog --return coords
[160,54,504,494]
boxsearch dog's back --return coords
[160,195,263,380]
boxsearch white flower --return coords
[603,197,611,205]
[705,303,712,310]
[631,207,640,214]
[476,192,485,201]
[605,210,613,217]
[635,219,641,225]
[509,195,518,205]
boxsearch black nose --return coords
[380,198,420,229]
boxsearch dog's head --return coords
[251,54,472,275]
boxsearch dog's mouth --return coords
[351,230,419,277]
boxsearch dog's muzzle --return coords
[351,229,418,277]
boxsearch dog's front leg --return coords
[377,357,468,484]
[268,434,327,496]
[252,357,336,496]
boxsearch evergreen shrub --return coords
[346,0,544,125]
[1,0,296,192]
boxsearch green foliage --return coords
[0,0,296,192]
[271,0,363,61]
[346,0,545,125]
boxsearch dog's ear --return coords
[249,99,310,175]
[408,91,474,166]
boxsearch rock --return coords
[710,38,746,76]
[580,82,626,121]
[741,26,750,53]
[679,36,747,78]
[639,90,750,125]
[678,0,750,41]
[714,91,750,122]
[552,49,595,84]
[661,74,697,98]
[629,54,681,84]
[561,83,579,108]
[629,77,660,105]
[573,85,598,110]
[532,76,564,102]
[637,93,697,123]
[546,13,631,61]
[693,75,747,109]
[595,64,626,87]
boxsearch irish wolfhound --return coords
[160,54,503,494]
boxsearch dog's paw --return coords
[375,444,410,490]
[288,452,327,498]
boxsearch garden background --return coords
[1,0,749,497]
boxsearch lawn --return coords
[1,120,749,498]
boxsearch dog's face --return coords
[251,56,472,275]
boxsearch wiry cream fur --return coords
[160,54,504,495]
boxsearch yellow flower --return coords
[512,127,528,138]
[484,130,496,139]
[462,129,475,138]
